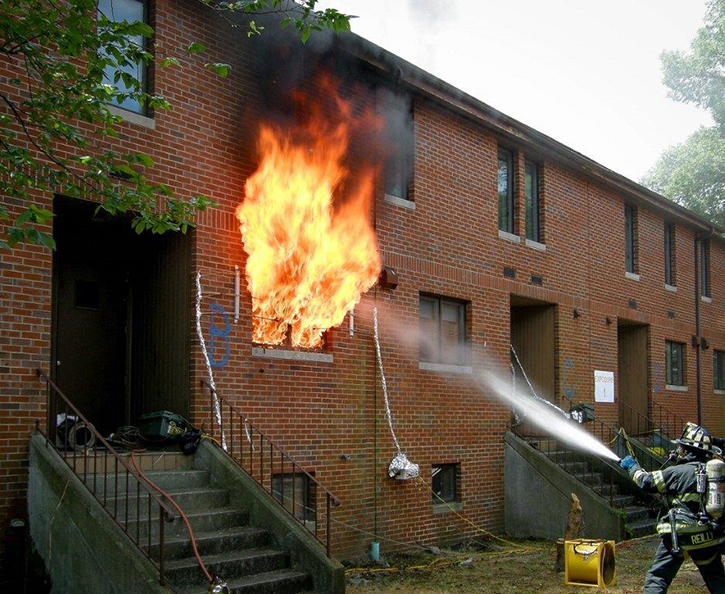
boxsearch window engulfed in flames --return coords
[235,86,382,349]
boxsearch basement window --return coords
[432,463,459,504]
[419,294,469,366]
[715,351,725,391]
[498,148,515,234]
[666,341,685,387]
[625,204,638,274]
[272,472,316,523]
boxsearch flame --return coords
[235,84,382,349]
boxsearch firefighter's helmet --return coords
[674,422,722,456]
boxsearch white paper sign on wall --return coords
[594,370,615,403]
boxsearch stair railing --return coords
[36,369,175,586]
[649,400,688,442]
[201,379,341,557]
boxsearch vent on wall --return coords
[628,299,637,309]
[503,267,516,279]
[530,275,543,285]
[667,310,676,319]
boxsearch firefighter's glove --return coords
[620,455,637,470]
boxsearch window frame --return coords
[664,222,675,286]
[625,204,637,274]
[431,463,459,504]
[419,294,469,366]
[498,148,515,234]
[98,0,150,116]
[272,472,316,522]
[715,350,725,391]
[665,341,685,387]
[383,94,414,201]
[525,160,540,242]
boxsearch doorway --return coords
[510,295,556,405]
[51,196,191,436]
[617,321,649,436]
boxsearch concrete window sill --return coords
[665,284,678,293]
[525,239,546,251]
[433,502,462,514]
[625,272,640,281]
[419,361,472,375]
[384,194,416,210]
[666,384,688,392]
[498,230,520,243]
[702,296,713,304]
[252,347,333,363]
[715,390,725,396]
[107,104,156,129]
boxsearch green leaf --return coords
[135,153,154,167]
[160,57,180,69]
[204,62,231,77]
[185,41,207,54]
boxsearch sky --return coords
[323,0,713,182]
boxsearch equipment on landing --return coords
[564,539,616,588]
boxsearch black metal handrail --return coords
[201,379,340,556]
[649,400,688,442]
[36,369,175,586]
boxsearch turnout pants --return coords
[644,540,725,593]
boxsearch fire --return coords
[235,83,382,349]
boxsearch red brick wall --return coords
[1,0,725,582]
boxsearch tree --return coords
[641,0,724,225]
[0,0,351,250]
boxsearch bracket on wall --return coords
[378,265,399,290]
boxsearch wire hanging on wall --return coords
[196,271,227,451]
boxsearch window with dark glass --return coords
[498,148,514,233]
[715,351,725,391]
[272,473,316,522]
[384,94,414,200]
[701,238,711,298]
[419,295,468,366]
[525,160,540,242]
[664,222,675,286]
[666,341,685,386]
[98,0,149,115]
[625,205,637,273]
[432,463,459,504]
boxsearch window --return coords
[625,205,638,273]
[272,473,316,522]
[432,464,459,504]
[419,295,468,365]
[701,238,711,298]
[383,94,414,200]
[98,0,149,115]
[666,341,685,386]
[525,160,540,242]
[664,223,676,286]
[498,148,514,233]
[715,351,725,391]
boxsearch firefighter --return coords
[620,422,725,593]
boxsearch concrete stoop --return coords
[505,431,658,542]
[105,467,313,593]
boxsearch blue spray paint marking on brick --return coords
[209,303,230,368]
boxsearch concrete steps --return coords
[523,438,658,539]
[122,463,313,593]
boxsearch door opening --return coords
[617,320,649,437]
[51,196,191,436]
[510,295,556,434]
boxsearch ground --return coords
[345,537,711,593]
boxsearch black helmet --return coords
[674,422,722,456]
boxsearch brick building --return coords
[1,0,724,583]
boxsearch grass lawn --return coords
[345,537,711,593]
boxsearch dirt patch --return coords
[346,539,709,593]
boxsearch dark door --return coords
[618,323,649,435]
[54,263,128,435]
